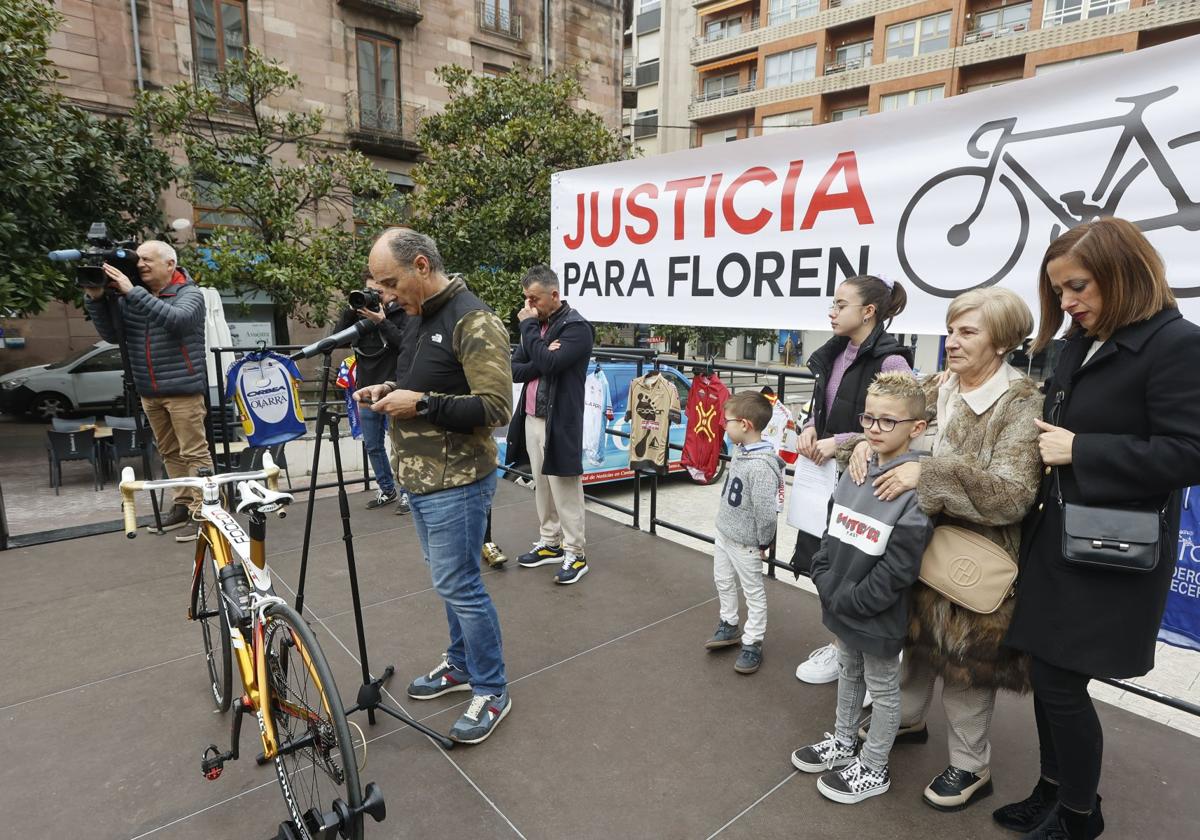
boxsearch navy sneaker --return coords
[449,691,512,744]
[791,733,860,773]
[366,489,397,510]
[554,552,588,584]
[734,641,763,674]
[406,655,471,700]
[518,542,564,567]
[704,620,742,650]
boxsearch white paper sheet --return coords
[787,457,839,537]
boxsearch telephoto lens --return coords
[348,288,382,312]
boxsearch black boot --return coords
[1022,798,1104,840]
[993,777,1059,832]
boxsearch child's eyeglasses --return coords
[858,413,920,432]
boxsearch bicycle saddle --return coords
[235,480,293,515]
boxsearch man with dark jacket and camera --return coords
[84,240,212,539]
[355,228,514,745]
[332,274,408,513]
[505,265,595,585]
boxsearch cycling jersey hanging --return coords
[625,369,681,475]
[583,363,612,466]
[681,371,729,484]
[760,388,799,465]
[226,350,306,446]
[335,355,363,440]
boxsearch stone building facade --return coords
[2,0,622,374]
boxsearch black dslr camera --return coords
[348,287,382,312]
[49,222,142,291]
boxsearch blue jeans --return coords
[408,472,506,696]
[359,407,395,495]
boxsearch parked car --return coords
[497,361,727,486]
[0,341,126,420]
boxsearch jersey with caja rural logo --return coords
[226,351,306,446]
[627,372,680,474]
[681,372,730,484]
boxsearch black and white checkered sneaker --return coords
[817,757,891,804]
[791,733,859,773]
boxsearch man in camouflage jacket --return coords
[357,228,514,745]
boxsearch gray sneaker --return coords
[394,492,410,515]
[157,504,190,532]
[791,733,860,773]
[704,620,742,650]
[734,641,763,674]
[449,691,511,744]
[406,655,471,700]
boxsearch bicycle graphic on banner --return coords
[897,86,1200,298]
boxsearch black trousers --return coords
[1031,656,1103,812]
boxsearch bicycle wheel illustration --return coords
[191,545,233,712]
[897,166,1030,298]
[265,603,364,840]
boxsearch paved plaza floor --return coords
[1,481,1197,839]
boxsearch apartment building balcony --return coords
[347,96,424,160]
[688,0,1200,120]
[693,16,761,47]
[691,80,758,105]
[690,0,916,64]
[963,21,1029,44]
[477,2,523,40]
[336,0,423,25]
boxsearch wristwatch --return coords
[415,393,431,416]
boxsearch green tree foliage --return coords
[408,65,631,324]
[140,48,396,340]
[650,325,780,359]
[0,0,172,315]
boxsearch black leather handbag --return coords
[1059,494,1163,573]
[1049,388,1164,573]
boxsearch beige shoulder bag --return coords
[919,525,1017,614]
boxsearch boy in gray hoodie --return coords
[791,372,934,804]
[706,392,785,675]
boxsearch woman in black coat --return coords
[999,218,1200,840]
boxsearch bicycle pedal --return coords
[201,744,228,780]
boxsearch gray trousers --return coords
[835,638,902,771]
[900,655,996,773]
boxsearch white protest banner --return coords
[551,36,1200,335]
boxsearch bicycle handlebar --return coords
[119,455,283,539]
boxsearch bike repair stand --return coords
[292,345,454,751]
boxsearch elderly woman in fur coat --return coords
[847,286,1043,813]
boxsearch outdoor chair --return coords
[103,414,139,431]
[45,429,102,495]
[102,426,153,482]
[51,416,96,432]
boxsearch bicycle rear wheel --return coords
[191,542,232,712]
[263,603,363,840]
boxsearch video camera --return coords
[48,222,143,290]
[348,288,382,312]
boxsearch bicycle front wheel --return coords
[262,603,363,840]
[191,542,232,712]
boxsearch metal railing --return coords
[824,56,871,74]
[694,16,761,45]
[692,80,757,103]
[478,2,523,38]
[349,96,423,142]
[963,21,1029,43]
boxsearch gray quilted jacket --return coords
[85,267,207,396]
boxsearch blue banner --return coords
[1161,487,1200,652]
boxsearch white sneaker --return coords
[795,643,840,684]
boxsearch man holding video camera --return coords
[332,271,409,513]
[354,228,514,745]
[84,240,211,539]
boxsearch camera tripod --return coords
[292,345,454,749]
